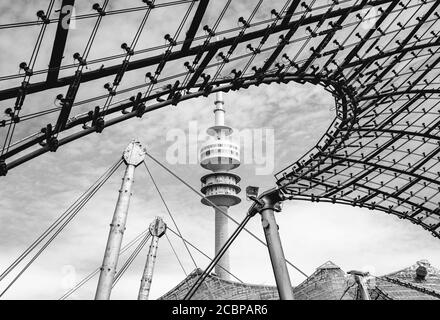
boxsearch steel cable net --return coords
[0,0,439,237]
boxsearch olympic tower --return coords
[200,91,241,280]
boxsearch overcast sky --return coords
[0,0,439,300]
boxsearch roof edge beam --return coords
[46,0,75,84]
[281,0,300,27]
[181,0,209,52]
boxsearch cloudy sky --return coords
[0,0,439,300]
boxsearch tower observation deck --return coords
[200,91,241,280]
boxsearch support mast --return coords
[95,140,146,300]
[348,270,371,300]
[138,217,167,300]
[255,189,294,300]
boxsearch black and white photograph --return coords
[0,0,439,309]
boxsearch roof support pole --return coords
[348,271,371,300]
[356,276,371,300]
[138,217,167,300]
[257,190,294,300]
[95,140,146,300]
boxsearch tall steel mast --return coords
[138,217,167,300]
[95,140,146,300]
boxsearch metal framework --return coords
[1,0,440,238]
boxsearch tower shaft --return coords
[215,206,230,280]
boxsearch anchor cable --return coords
[145,151,308,278]
[59,228,151,300]
[0,158,122,297]
[143,161,198,269]
[112,232,152,288]
[183,214,252,300]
